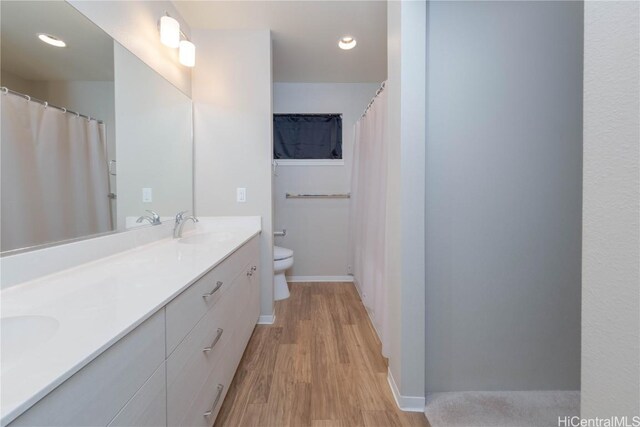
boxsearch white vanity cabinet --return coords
[6,235,261,427]
[166,236,260,426]
[8,311,166,427]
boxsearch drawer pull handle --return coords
[251,265,257,272]
[203,384,224,417]
[246,270,253,277]
[203,328,224,352]
[202,281,223,299]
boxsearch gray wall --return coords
[272,83,378,279]
[425,1,583,392]
[582,1,639,418]
[386,0,427,400]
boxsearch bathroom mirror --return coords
[0,1,193,254]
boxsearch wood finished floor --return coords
[215,282,430,427]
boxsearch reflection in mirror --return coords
[0,1,193,254]
[1,1,116,252]
[114,44,193,231]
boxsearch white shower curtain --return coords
[349,86,389,356]
[1,92,112,252]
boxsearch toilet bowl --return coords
[273,246,293,301]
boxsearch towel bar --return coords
[285,193,350,199]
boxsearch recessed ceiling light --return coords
[38,33,66,48]
[338,36,357,50]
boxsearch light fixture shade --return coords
[160,16,180,48]
[179,40,196,67]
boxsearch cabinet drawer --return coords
[9,311,165,427]
[171,264,259,427]
[108,362,166,427]
[173,341,238,427]
[166,267,250,426]
[165,236,259,355]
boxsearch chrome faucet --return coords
[136,210,161,225]
[173,210,199,238]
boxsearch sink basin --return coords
[1,315,59,373]
[178,231,234,245]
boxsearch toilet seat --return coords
[274,246,293,261]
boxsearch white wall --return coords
[424,1,583,392]
[113,43,192,230]
[272,83,378,278]
[0,70,36,95]
[192,29,274,318]
[68,0,191,96]
[385,0,427,403]
[582,1,640,418]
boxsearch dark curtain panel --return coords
[273,114,342,159]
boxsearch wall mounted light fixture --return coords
[159,13,196,68]
[160,15,180,48]
[179,40,196,67]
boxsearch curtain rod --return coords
[1,87,104,124]
[360,80,386,119]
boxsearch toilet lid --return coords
[274,246,293,260]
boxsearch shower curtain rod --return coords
[360,80,386,119]
[1,87,104,124]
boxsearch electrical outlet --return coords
[142,187,152,203]
[237,187,246,203]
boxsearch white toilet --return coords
[273,246,293,300]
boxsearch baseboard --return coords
[387,369,426,412]
[257,314,276,325]
[286,275,354,282]
[356,283,425,413]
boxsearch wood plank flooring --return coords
[215,282,430,427]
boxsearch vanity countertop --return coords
[0,217,261,425]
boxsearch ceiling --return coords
[173,1,387,83]
[0,1,114,82]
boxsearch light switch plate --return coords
[237,187,246,203]
[142,187,152,203]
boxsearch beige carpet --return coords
[424,390,580,427]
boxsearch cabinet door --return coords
[9,311,165,427]
[247,258,261,330]
[108,362,166,427]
